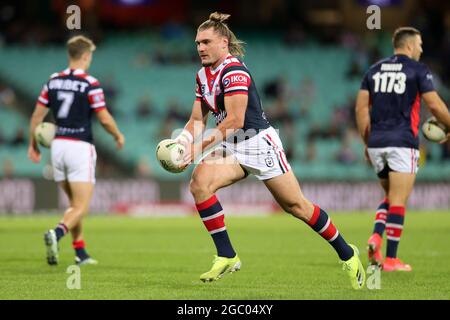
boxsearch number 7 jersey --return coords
[36,68,106,143]
[361,54,435,149]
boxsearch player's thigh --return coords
[388,172,416,206]
[263,171,314,219]
[68,182,94,212]
[53,140,97,183]
[379,178,389,196]
[59,181,73,202]
[385,147,418,205]
[51,140,67,182]
[65,142,97,184]
[190,151,246,200]
[367,148,387,175]
[386,147,419,175]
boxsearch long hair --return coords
[198,12,245,58]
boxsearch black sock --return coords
[75,248,89,260]
[307,205,353,261]
[196,195,236,258]
[73,240,89,260]
[54,223,68,241]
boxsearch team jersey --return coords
[37,68,106,143]
[361,54,435,149]
[195,55,270,132]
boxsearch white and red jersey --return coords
[195,55,270,130]
[37,68,106,143]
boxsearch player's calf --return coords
[60,205,88,231]
[282,198,314,222]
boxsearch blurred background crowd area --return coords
[0,0,449,181]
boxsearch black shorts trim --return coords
[377,164,393,179]
[239,165,250,178]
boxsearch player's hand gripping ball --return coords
[34,122,56,148]
[156,139,187,173]
[422,117,448,142]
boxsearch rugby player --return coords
[174,12,365,289]
[28,35,125,266]
[356,27,450,271]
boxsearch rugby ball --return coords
[34,122,56,148]
[156,139,186,173]
[422,117,447,142]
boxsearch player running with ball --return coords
[356,27,450,271]
[28,35,125,266]
[173,12,365,289]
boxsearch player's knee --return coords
[387,192,408,206]
[71,203,89,216]
[189,175,212,198]
[387,198,407,207]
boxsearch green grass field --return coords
[0,211,449,300]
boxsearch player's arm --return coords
[175,76,209,147]
[418,65,450,142]
[88,84,124,149]
[28,103,50,163]
[95,109,125,150]
[181,94,247,166]
[422,91,450,142]
[355,89,371,145]
[176,100,209,147]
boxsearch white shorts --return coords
[368,147,419,177]
[219,126,291,180]
[51,138,97,184]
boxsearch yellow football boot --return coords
[341,244,366,290]
[200,255,241,282]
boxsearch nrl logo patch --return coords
[265,156,274,168]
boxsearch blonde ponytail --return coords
[208,12,230,23]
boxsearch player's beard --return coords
[201,56,217,68]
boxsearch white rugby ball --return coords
[34,122,56,148]
[156,139,186,173]
[422,117,447,142]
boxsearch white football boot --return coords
[44,229,59,265]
